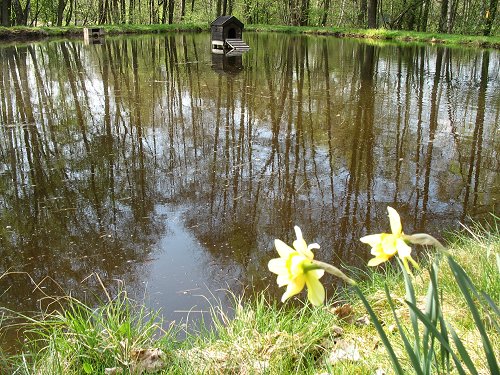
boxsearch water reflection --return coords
[211,52,244,75]
[0,33,498,327]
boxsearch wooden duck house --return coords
[211,16,250,53]
[83,27,104,42]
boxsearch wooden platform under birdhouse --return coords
[225,39,250,52]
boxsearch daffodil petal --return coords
[274,239,295,258]
[277,274,289,287]
[360,234,384,247]
[370,245,383,256]
[281,276,305,302]
[396,238,412,258]
[294,226,303,241]
[387,206,403,236]
[305,275,325,306]
[308,243,320,250]
[293,226,314,258]
[268,258,287,275]
[309,268,325,279]
[293,237,309,255]
[368,256,388,267]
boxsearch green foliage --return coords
[5,290,172,374]
[357,254,499,374]
[1,0,498,35]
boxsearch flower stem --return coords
[311,260,357,285]
[404,233,448,253]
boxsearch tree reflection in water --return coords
[0,33,498,321]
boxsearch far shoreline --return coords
[0,23,499,49]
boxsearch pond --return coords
[0,32,499,341]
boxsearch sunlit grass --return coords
[246,24,500,48]
[2,285,175,374]
[1,218,498,373]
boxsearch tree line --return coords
[0,0,497,35]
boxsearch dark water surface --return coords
[0,33,499,339]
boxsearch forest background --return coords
[0,0,498,36]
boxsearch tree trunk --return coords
[288,0,299,25]
[447,0,459,32]
[65,0,73,25]
[57,0,67,26]
[438,0,448,32]
[12,0,30,25]
[216,0,221,16]
[191,0,195,12]
[99,0,107,24]
[129,0,134,23]
[162,0,167,23]
[168,0,174,23]
[24,0,31,25]
[483,0,498,35]
[120,0,126,22]
[31,0,40,25]
[299,0,309,25]
[222,0,227,15]
[111,0,118,23]
[1,0,12,26]
[321,0,330,26]
[181,0,186,18]
[367,0,377,27]
[419,0,430,31]
[358,0,367,26]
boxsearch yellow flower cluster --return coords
[269,207,426,306]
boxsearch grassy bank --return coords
[1,218,498,374]
[0,23,206,41]
[247,24,500,49]
[1,23,499,49]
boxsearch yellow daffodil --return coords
[268,226,325,306]
[360,206,419,274]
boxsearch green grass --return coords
[0,23,207,41]
[1,218,498,374]
[246,24,500,49]
[1,23,499,49]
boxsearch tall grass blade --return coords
[447,324,479,375]
[405,301,467,375]
[447,257,500,374]
[384,284,424,375]
[354,286,405,375]
[429,263,450,372]
[480,293,500,332]
[398,258,421,359]
[422,265,437,372]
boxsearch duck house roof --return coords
[211,15,244,28]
